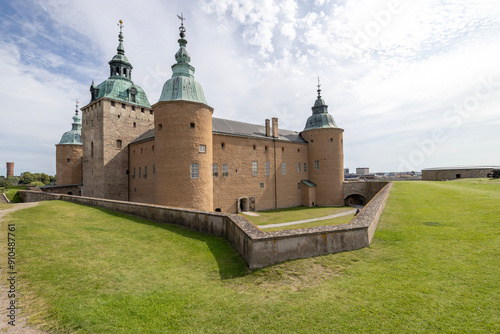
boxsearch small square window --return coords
[133,122,136,128]
[132,106,136,111]
[118,115,121,119]
[265,146,268,151]
[330,138,333,142]
[158,124,162,130]
[282,147,285,152]
[253,145,256,150]
[122,103,126,109]
[66,158,70,163]
[221,143,225,149]
[141,108,144,113]
[111,101,115,107]
[190,123,195,128]
[199,145,206,153]
[260,183,265,189]
[150,110,153,115]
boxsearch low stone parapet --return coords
[19,182,392,269]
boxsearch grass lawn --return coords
[1,180,499,333]
[242,205,354,225]
[0,203,11,210]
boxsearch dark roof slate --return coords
[130,118,306,145]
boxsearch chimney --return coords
[272,117,278,138]
[265,119,271,137]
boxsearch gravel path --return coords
[0,202,48,334]
[257,208,357,229]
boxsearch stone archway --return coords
[344,194,366,206]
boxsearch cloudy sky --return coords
[0,0,499,176]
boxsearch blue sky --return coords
[0,0,499,176]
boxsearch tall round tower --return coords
[300,81,344,206]
[6,162,14,177]
[153,17,213,211]
[56,102,83,185]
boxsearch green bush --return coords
[5,189,22,203]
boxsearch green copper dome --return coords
[89,21,151,108]
[158,20,208,105]
[58,106,82,145]
[303,81,338,131]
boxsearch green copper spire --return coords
[303,78,338,131]
[89,20,151,108]
[58,101,82,145]
[158,14,208,105]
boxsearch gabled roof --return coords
[130,118,307,145]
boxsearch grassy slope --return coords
[1,180,499,333]
[262,214,354,231]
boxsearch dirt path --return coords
[0,202,48,333]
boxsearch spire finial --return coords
[317,77,321,99]
[117,20,125,55]
[75,100,79,116]
[177,13,186,38]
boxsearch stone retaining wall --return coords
[19,182,392,269]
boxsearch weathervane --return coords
[177,13,186,35]
[118,20,124,33]
[75,100,79,115]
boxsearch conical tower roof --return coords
[303,79,338,131]
[158,14,208,105]
[58,102,82,145]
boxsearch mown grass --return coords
[242,205,354,225]
[3,189,22,203]
[0,203,11,210]
[262,213,355,232]
[1,180,499,333]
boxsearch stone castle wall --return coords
[19,182,392,269]
[56,145,83,185]
[422,168,494,181]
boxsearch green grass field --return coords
[0,203,11,210]
[1,180,499,333]
[243,206,354,224]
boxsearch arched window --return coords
[116,140,122,149]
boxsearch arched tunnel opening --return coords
[344,194,367,206]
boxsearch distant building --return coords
[356,167,369,175]
[422,166,500,181]
[344,168,349,175]
[6,162,14,177]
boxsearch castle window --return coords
[212,164,218,177]
[141,108,144,113]
[297,163,301,172]
[253,145,256,150]
[133,168,136,178]
[260,183,265,189]
[265,146,268,151]
[116,140,122,149]
[298,148,300,153]
[222,164,228,177]
[131,93,136,103]
[118,115,121,119]
[66,158,70,163]
[133,122,136,128]
[191,163,199,179]
[111,101,115,107]
[311,139,314,143]
[141,148,143,153]
[139,167,142,178]
[314,160,320,170]
[91,141,94,159]
[282,147,285,152]
[265,161,270,175]
[298,182,301,190]
[304,162,308,172]
[330,138,333,142]
[122,103,126,109]
[199,145,206,153]
[132,106,136,111]
[152,145,155,151]
[252,161,258,176]
[158,124,162,131]
[150,110,153,115]
[190,123,195,128]
[153,165,155,177]
[144,167,147,178]
[221,143,225,149]
[282,162,286,175]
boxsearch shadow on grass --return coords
[68,202,251,280]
